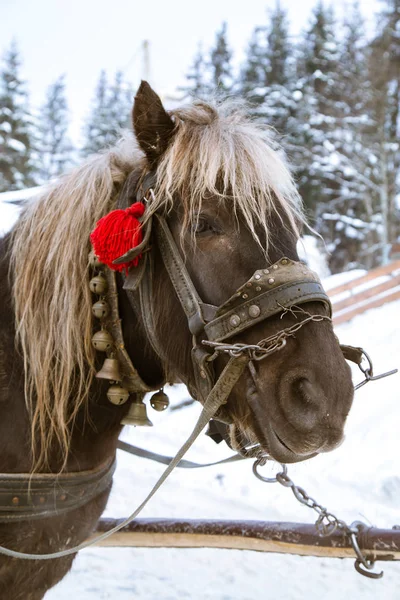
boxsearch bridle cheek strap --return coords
[149,215,332,401]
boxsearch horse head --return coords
[117,81,354,464]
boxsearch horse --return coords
[0,81,354,599]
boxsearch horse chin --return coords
[254,421,319,464]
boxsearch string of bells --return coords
[88,251,169,427]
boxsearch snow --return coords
[0,201,21,236]
[7,138,26,152]
[323,269,367,291]
[0,121,12,133]
[0,187,44,235]
[0,186,43,204]
[297,234,330,278]
[292,90,303,101]
[0,194,399,598]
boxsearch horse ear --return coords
[133,81,175,167]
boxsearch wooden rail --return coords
[329,260,400,325]
[93,518,400,563]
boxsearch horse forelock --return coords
[10,132,143,470]
[152,99,305,250]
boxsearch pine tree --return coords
[240,27,269,101]
[366,0,400,264]
[265,1,291,87]
[180,44,208,99]
[107,70,133,132]
[323,4,380,271]
[254,3,297,136]
[0,41,36,191]
[81,71,111,155]
[292,3,341,219]
[82,70,133,156]
[209,22,233,94]
[36,75,73,183]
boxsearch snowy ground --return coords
[1,193,399,599]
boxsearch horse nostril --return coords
[292,378,318,409]
[280,375,324,432]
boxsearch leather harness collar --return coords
[0,459,115,523]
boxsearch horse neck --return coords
[116,272,166,388]
[0,236,33,472]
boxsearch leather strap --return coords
[205,281,330,342]
[0,459,115,522]
[340,344,364,366]
[117,440,245,468]
[155,215,211,335]
[103,267,155,394]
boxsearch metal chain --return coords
[203,311,331,363]
[203,304,397,578]
[253,457,384,579]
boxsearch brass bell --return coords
[89,252,103,269]
[107,383,130,405]
[150,390,170,412]
[121,400,153,427]
[92,299,110,319]
[96,358,122,381]
[89,274,108,295]
[92,330,114,352]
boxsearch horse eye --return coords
[192,217,214,235]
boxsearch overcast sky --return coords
[2,0,379,143]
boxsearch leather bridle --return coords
[115,173,334,408]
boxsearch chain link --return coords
[203,311,331,362]
[253,457,384,578]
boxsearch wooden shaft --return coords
[328,259,400,297]
[333,287,400,325]
[93,519,400,561]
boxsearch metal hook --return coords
[354,559,383,579]
[349,522,384,579]
[355,349,398,390]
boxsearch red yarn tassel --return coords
[90,202,145,273]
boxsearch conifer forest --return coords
[0,0,399,273]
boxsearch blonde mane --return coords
[11,133,144,470]
[10,99,304,471]
[153,100,304,248]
